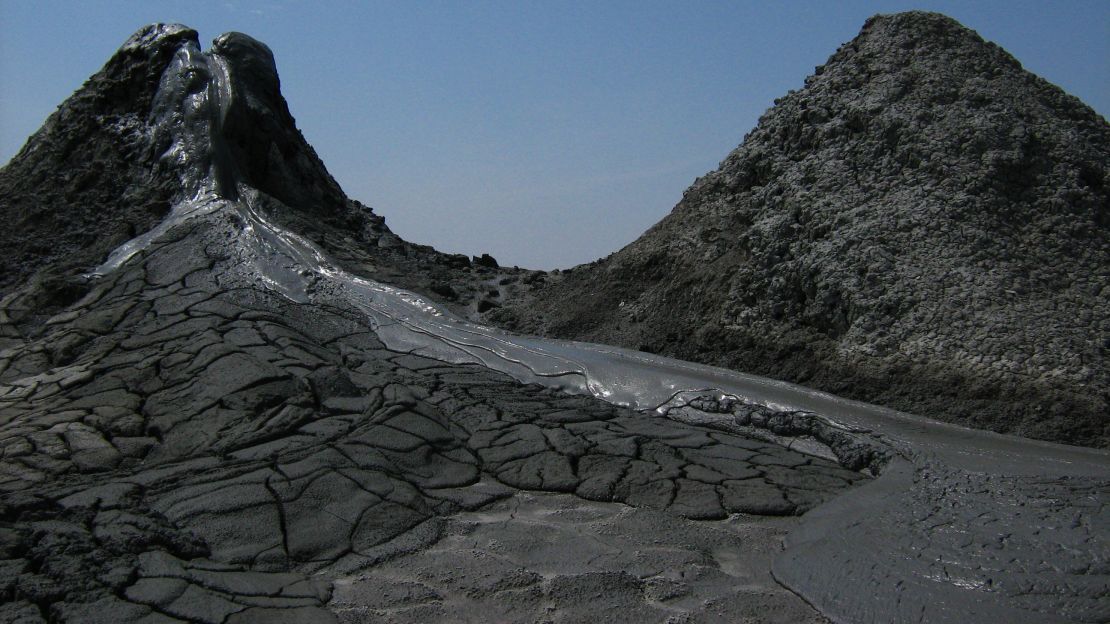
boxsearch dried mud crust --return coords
[491,11,1110,449]
[0,215,865,622]
[331,491,829,624]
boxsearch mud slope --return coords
[1,20,1106,624]
[493,11,1110,449]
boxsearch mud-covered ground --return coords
[1,18,1107,624]
[0,206,865,621]
[331,491,824,623]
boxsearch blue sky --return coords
[2,1,1107,269]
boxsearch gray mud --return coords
[331,490,825,623]
[0,207,863,620]
[1,19,1107,624]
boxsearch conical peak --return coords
[116,24,346,216]
[861,10,978,39]
[823,10,1022,76]
[115,26,276,91]
[858,11,994,50]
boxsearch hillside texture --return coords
[493,12,1110,448]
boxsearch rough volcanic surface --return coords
[493,11,1110,449]
[0,25,194,327]
[1,16,1107,624]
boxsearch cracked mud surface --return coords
[1,19,1107,624]
[0,212,863,621]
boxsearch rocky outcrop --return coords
[494,11,1110,448]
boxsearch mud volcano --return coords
[1,14,1107,624]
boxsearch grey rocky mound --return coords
[492,11,1110,448]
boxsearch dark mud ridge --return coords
[1,18,1107,624]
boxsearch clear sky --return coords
[2,1,1108,269]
